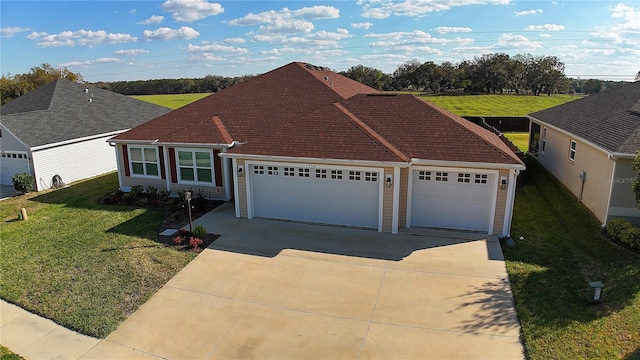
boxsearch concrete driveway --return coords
[83,203,524,359]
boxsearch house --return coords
[528,81,640,226]
[110,62,525,235]
[0,79,170,191]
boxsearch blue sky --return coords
[1,0,638,82]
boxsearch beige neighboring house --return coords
[110,62,525,236]
[528,81,640,226]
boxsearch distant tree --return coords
[1,63,82,104]
[339,65,390,90]
[392,59,422,90]
[583,79,604,94]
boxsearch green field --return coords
[131,93,211,109]
[414,93,579,117]
[134,92,579,115]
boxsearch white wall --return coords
[31,135,116,191]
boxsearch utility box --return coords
[586,281,604,304]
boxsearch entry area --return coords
[410,168,497,232]
[249,163,382,230]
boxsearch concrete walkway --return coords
[1,203,524,359]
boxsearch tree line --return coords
[339,53,627,95]
[2,58,635,105]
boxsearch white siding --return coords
[31,136,116,191]
[0,125,29,152]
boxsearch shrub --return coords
[172,235,184,245]
[193,225,207,239]
[189,236,203,250]
[12,172,35,193]
[192,190,209,211]
[621,227,640,249]
[606,219,634,240]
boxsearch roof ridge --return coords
[408,95,522,164]
[333,102,409,162]
[212,115,233,144]
[297,63,346,99]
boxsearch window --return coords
[267,166,278,175]
[254,165,264,175]
[331,170,343,179]
[316,169,327,179]
[284,167,295,176]
[298,168,310,177]
[458,173,471,183]
[418,171,431,181]
[129,146,159,177]
[474,174,488,184]
[177,149,213,183]
[365,172,378,182]
[541,128,547,153]
[349,171,361,181]
[569,140,576,161]
[435,172,448,182]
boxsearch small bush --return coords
[621,227,640,249]
[193,225,207,239]
[172,235,184,245]
[192,190,209,211]
[12,172,35,193]
[189,236,203,250]
[606,219,634,240]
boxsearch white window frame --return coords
[569,140,577,161]
[541,128,547,154]
[176,148,215,186]
[128,146,161,179]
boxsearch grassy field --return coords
[0,345,23,360]
[0,173,196,338]
[133,92,578,115]
[415,93,579,117]
[131,93,210,109]
[503,132,530,152]
[505,158,640,359]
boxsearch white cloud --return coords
[366,30,473,46]
[115,49,149,55]
[224,37,246,43]
[434,26,472,34]
[359,0,510,19]
[539,33,552,38]
[27,29,136,47]
[229,6,339,35]
[525,24,565,31]
[161,0,223,22]
[143,26,199,40]
[514,9,542,16]
[1,26,31,38]
[185,42,249,54]
[351,22,373,30]
[497,33,543,49]
[609,3,640,31]
[129,9,137,14]
[60,57,123,67]
[138,15,164,25]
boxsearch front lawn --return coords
[0,173,197,338]
[504,158,640,359]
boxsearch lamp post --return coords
[185,191,193,235]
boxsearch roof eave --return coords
[219,152,409,167]
[410,158,526,170]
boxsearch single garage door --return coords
[0,152,30,185]
[250,164,381,229]
[411,169,495,232]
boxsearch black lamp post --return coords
[185,191,193,234]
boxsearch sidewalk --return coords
[0,300,101,359]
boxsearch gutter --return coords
[410,158,526,170]
[219,152,410,168]
[32,130,125,151]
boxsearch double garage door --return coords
[250,164,381,229]
[410,169,496,232]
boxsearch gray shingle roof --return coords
[0,79,170,148]
[529,81,640,155]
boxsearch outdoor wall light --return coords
[385,174,393,188]
[500,176,508,190]
[237,165,244,177]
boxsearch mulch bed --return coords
[157,200,225,252]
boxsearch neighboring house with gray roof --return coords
[0,79,170,190]
[528,81,640,226]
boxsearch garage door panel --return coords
[251,165,379,229]
[0,153,30,185]
[411,169,494,232]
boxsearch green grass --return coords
[0,345,24,360]
[0,173,196,338]
[131,93,211,109]
[504,158,640,359]
[503,132,530,152]
[411,93,579,117]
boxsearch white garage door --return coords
[411,169,495,232]
[250,164,381,229]
[0,152,30,185]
